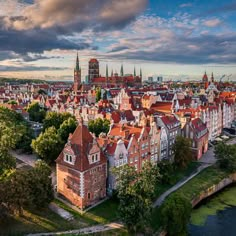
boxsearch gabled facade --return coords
[157,115,181,159]
[182,118,208,160]
[56,123,107,210]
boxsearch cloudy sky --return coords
[0,0,235,81]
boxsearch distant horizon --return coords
[0,0,235,79]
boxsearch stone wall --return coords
[158,172,236,236]
[191,173,236,207]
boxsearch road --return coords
[27,222,124,236]
[11,150,57,186]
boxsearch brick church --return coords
[56,121,107,210]
[73,54,142,93]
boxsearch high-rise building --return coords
[88,58,99,83]
[74,53,81,93]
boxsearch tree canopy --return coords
[215,142,236,173]
[57,117,77,143]
[27,102,46,123]
[0,160,53,216]
[0,107,33,153]
[173,136,192,169]
[43,112,74,130]
[31,126,63,164]
[160,193,192,236]
[88,118,110,137]
[113,162,160,233]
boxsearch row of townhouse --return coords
[56,113,182,210]
[55,112,209,210]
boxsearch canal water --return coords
[188,184,236,236]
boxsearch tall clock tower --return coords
[74,52,81,94]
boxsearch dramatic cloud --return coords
[2,0,147,30]
[104,14,236,65]
[0,0,147,62]
[0,65,68,71]
[203,18,222,27]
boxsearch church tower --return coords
[74,52,81,93]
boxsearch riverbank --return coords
[151,165,236,234]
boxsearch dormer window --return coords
[64,153,74,165]
[90,152,100,164]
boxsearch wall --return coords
[191,173,236,207]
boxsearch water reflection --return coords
[189,185,236,236]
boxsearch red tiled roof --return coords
[178,98,192,106]
[161,115,179,127]
[191,118,208,137]
[56,124,106,172]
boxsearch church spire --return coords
[75,52,80,71]
[140,68,142,78]
[120,64,124,77]
[134,66,136,76]
[211,72,214,83]
[106,64,108,79]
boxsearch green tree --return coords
[31,126,63,163]
[160,193,192,236]
[0,161,53,216]
[27,102,46,122]
[157,160,174,184]
[4,170,30,215]
[0,150,16,176]
[43,112,74,130]
[27,160,54,208]
[96,87,101,102]
[88,118,110,137]
[215,142,236,173]
[113,162,160,233]
[173,136,192,169]
[57,117,77,143]
[0,107,33,152]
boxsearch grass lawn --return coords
[0,161,201,236]
[150,165,228,231]
[54,198,119,225]
[0,198,119,236]
[154,161,200,198]
[0,207,87,236]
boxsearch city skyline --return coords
[0,0,235,81]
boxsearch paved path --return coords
[11,150,38,167]
[153,137,236,208]
[153,163,211,207]
[153,146,217,207]
[11,150,57,186]
[49,202,74,221]
[27,222,124,236]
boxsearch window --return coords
[135,156,138,162]
[88,193,90,199]
[119,153,124,159]
[130,157,133,163]
[95,154,98,161]
[64,153,73,164]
